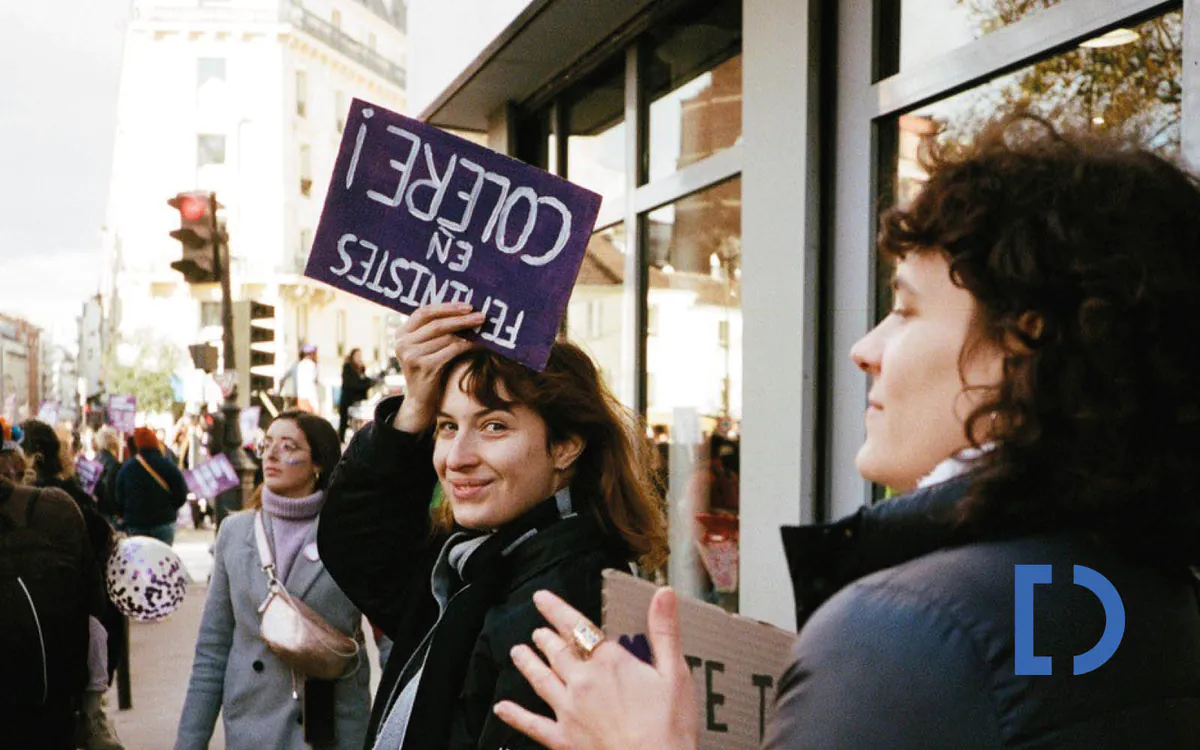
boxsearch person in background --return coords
[93,427,123,525]
[176,410,370,750]
[492,114,1200,749]
[279,344,322,414]
[0,418,26,482]
[18,419,125,750]
[115,427,188,545]
[1,472,106,749]
[338,347,377,443]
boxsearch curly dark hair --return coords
[879,113,1200,568]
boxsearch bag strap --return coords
[253,511,282,587]
[135,454,170,493]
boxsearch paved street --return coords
[103,524,382,749]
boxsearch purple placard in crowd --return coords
[304,99,602,371]
[239,407,262,443]
[37,401,59,425]
[108,395,137,433]
[75,457,104,495]
[183,453,241,500]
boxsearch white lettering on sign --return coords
[347,125,572,267]
[331,233,524,349]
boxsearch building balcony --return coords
[284,2,406,90]
[131,0,407,91]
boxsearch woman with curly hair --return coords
[491,114,1200,749]
[317,305,669,750]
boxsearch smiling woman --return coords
[317,302,668,750]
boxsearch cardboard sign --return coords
[37,401,59,425]
[305,99,602,371]
[184,453,241,500]
[75,457,104,495]
[603,570,795,749]
[108,395,137,433]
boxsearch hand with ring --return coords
[493,588,699,750]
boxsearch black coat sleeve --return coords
[317,396,441,639]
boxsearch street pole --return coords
[211,192,258,527]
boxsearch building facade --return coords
[103,0,408,418]
[0,313,43,422]
[415,0,1197,627]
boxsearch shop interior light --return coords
[1079,28,1140,48]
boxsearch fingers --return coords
[532,627,583,681]
[646,588,686,677]
[532,589,589,637]
[510,643,568,708]
[402,303,485,341]
[493,700,568,750]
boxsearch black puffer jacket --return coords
[773,478,1200,749]
[318,396,631,750]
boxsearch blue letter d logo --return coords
[1014,564,1125,676]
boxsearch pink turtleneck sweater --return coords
[260,485,324,583]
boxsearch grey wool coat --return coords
[175,510,371,750]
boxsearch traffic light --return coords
[168,191,220,283]
[232,300,276,408]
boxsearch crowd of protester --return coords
[4,113,1200,749]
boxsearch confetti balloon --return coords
[106,536,190,622]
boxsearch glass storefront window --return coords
[645,0,742,182]
[565,223,629,403]
[894,0,1067,73]
[645,176,742,612]
[566,62,626,219]
[890,9,1182,217]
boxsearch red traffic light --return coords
[178,194,208,222]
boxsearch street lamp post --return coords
[208,193,258,526]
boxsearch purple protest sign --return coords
[37,401,60,425]
[183,453,241,500]
[305,99,602,371]
[75,457,104,495]
[108,395,137,433]
[239,407,262,443]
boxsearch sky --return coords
[0,1,130,345]
[0,0,528,349]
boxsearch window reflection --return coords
[646,177,741,612]
[646,0,742,182]
[566,224,629,403]
[894,9,1182,211]
[566,63,626,219]
[896,0,1066,71]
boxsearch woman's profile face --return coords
[261,419,317,498]
[433,363,582,530]
[850,251,1004,491]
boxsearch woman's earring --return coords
[313,469,321,484]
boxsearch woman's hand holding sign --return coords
[392,303,485,433]
[493,588,699,750]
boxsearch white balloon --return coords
[106,536,189,622]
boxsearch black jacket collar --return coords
[781,477,971,628]
[455,493,615,590]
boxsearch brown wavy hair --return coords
[431,342,669,570]
[879,113,1200,568]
